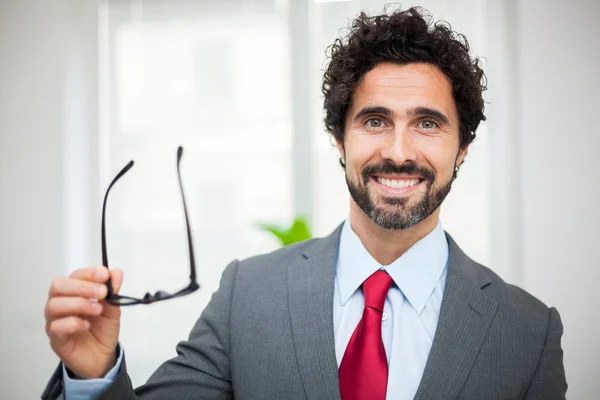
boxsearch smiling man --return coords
[42,6,566,400]
[340,62,465,258]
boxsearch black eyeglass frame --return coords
[101,146,199,306]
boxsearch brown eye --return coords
[366,118,385,128]
[418,120,438,129]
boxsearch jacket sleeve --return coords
[524,306,568,399]
[41,260,239,400]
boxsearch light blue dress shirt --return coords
[334,219,448,400]
[65,220,448,400]
[62,345,123,399]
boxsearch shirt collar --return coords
[336,218,449,315]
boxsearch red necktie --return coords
[339,270,393,400]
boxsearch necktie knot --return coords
[362,270,393,312]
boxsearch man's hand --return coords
[45,266,124,379]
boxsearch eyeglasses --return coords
[101,146,199,306]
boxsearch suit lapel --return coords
[288,226,343,400]
[414,233,499,399]
[287,227,498,400]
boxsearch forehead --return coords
[349,62,457,120]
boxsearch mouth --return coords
[371,175,424,195]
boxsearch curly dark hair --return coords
[322,6,487,149]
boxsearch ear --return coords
[456,145,468,168]
[336,139,345,163]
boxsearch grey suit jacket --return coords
[42,226,567,399]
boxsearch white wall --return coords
[0,0,99,398]
[487,0,600,397]
[517,0,600,397]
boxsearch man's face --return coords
[339,62,467,230]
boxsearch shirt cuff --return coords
[62,344,123,400]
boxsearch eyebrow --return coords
[352,106,394,123]
[407,106,450,126]
[352,105,450,126]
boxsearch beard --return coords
[345,160,454,230]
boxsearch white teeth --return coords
[376,177,420,189]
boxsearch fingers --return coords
[48,267,124,300]
[47,316,91,337]
[45,267,125,350]
[69,266,110,282]
[49,277,107,300]
[45,297,103,321]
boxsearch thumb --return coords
[100,269,124,317]
[110,269,124,295]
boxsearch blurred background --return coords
[0,0,598,398]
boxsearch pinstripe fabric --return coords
[42,225,567,400]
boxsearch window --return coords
[102,0,293,384]
[100,0,489,385]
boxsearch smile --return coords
[375,177,421,189]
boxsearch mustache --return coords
[361,161,435,184]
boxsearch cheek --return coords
[418,140,459,178]
[345,136,381,169]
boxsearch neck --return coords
[348,201,440,265]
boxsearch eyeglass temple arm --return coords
[177,146,197,283]
[102,160,134,297]
[102,147,196,300]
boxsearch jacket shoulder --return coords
[237,238,319,271]
[479,263,550,308]
[472,262,555,333]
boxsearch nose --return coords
[379,126,418,165]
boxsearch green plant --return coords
[258,215,312,246]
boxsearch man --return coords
[42,6,567,400]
